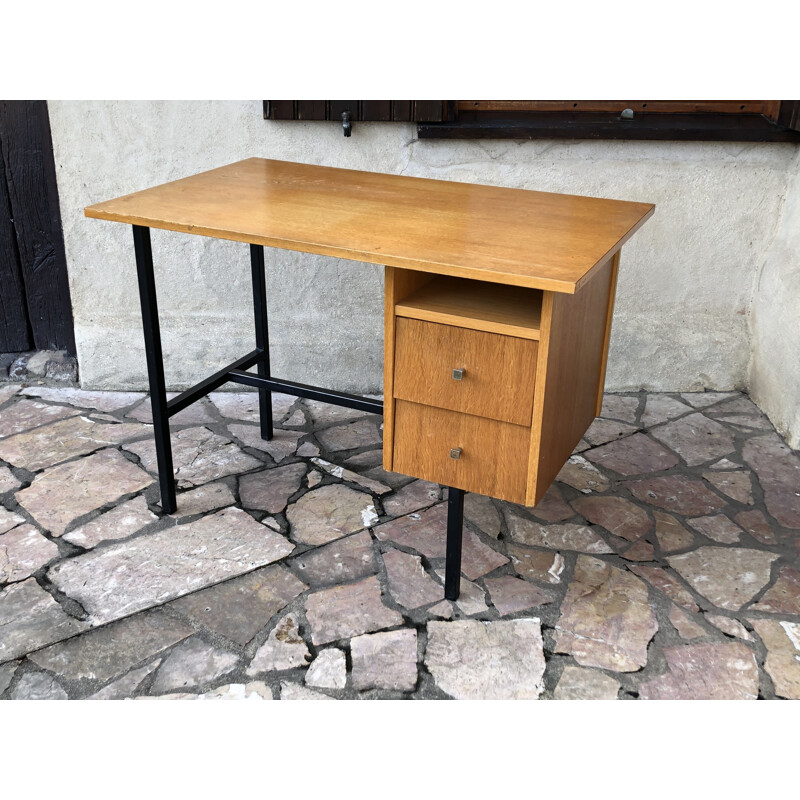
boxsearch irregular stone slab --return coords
[127,396,216,425]
[342,448,383,470]
[670,606,706,640]
[629,564,699,612]
[708,396,761,415]
[680,392,735,409]
[734,509,777,545]
[0,660,19,695]
[0,385,20,406]
[48,507,294,625]
[639,643,758,700]
[311,457,391,495]
[667,547,779,611]
[305,648,347,690]
[87,660,163,699]
[584,418,638,447]
[709,458,741,470]
[704,614,753,641]
[585,433,679,476]
[140,680,275,701]
[209,391,294,423]
[464,492,503,535]
[718,414,774,430]
[304,575,403,646]
[16,448,153,536]
[687,514,742,544]
[169,564,307,646]
[641,395,691,427]
[428,600,454,619]
[376,507,508,581]
[63,496,157,549]
[626,476,726,517]
[169,481,235,520]
[10,671,68,700]
[425,619,546,700]
[125,426,262,489]
[0,507,25,535]
[351,629,418,691]
[555,556,658,672]
[556,455,610,494]
[239,463,307,513]
[506,514,612,554]
[572,496,652,542]
[383,548,441,609]
[653,511,695,553]
[297,441,320,458]
[528,484,573,523]
[507,544,565,584]
[287,484,377,546]
[751,566,800,615]
[21,387,145,412]
[484,576,554,616]
[316,418,382,451]
[651,413,735,467]
[742,433,800,529]
[151,636,238,694]
[228,425,303,463]
[283,410,306,427]
[0,578,88,662]
[304,401,368,428]
[702,470,754,505]
[247,613,311,674]
[572,439,590,454]
[0,524,59,582]
[363,464,412,490]
[28,611,193,683]
[0,415,150,471]
[0,465,22,494]
[289,530,376,589]
[600,394,639,424]
[307,470,323,488]
[0,399,79,438]
[750,619,800,700]
[280,681,335,700]
[619,540,655,562]
[554,666,620,700]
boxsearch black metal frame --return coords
[131,225,464,599]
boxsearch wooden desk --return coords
[86,158,654,600]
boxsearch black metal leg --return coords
[250,244,273,440]
[444,487,465,600]
[132,225,176,514]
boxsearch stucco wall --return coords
[748,149,800,448]
[48,101,798,440]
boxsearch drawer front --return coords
[392,400,530,504]
[393,318,537,426]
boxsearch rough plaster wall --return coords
[49,101,796,401]
[748,150,800,448]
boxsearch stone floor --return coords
[0,382,799,700]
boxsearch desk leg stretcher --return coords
[131,225,464,598]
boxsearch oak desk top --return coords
[85,157,654,294]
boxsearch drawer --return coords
[392,400,530,504]
[393,318,537,426]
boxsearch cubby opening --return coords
[394,274,543,340]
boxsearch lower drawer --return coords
[392,399,530,504]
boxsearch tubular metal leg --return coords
[444,487,465,600]
[132,225,176,514]
[250,244,273,440]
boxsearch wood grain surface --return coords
[393,318,537,426]
[392,400,530,503]
[85,158,654,293]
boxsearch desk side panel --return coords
[383,267,434,470]
[526,257,615,505]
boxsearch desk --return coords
[85,158,654,600]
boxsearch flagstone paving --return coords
[0,387,799,699]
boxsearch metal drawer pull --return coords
[450,447,462,460]
[452,368,464,381]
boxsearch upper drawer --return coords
[393,318,538,426]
